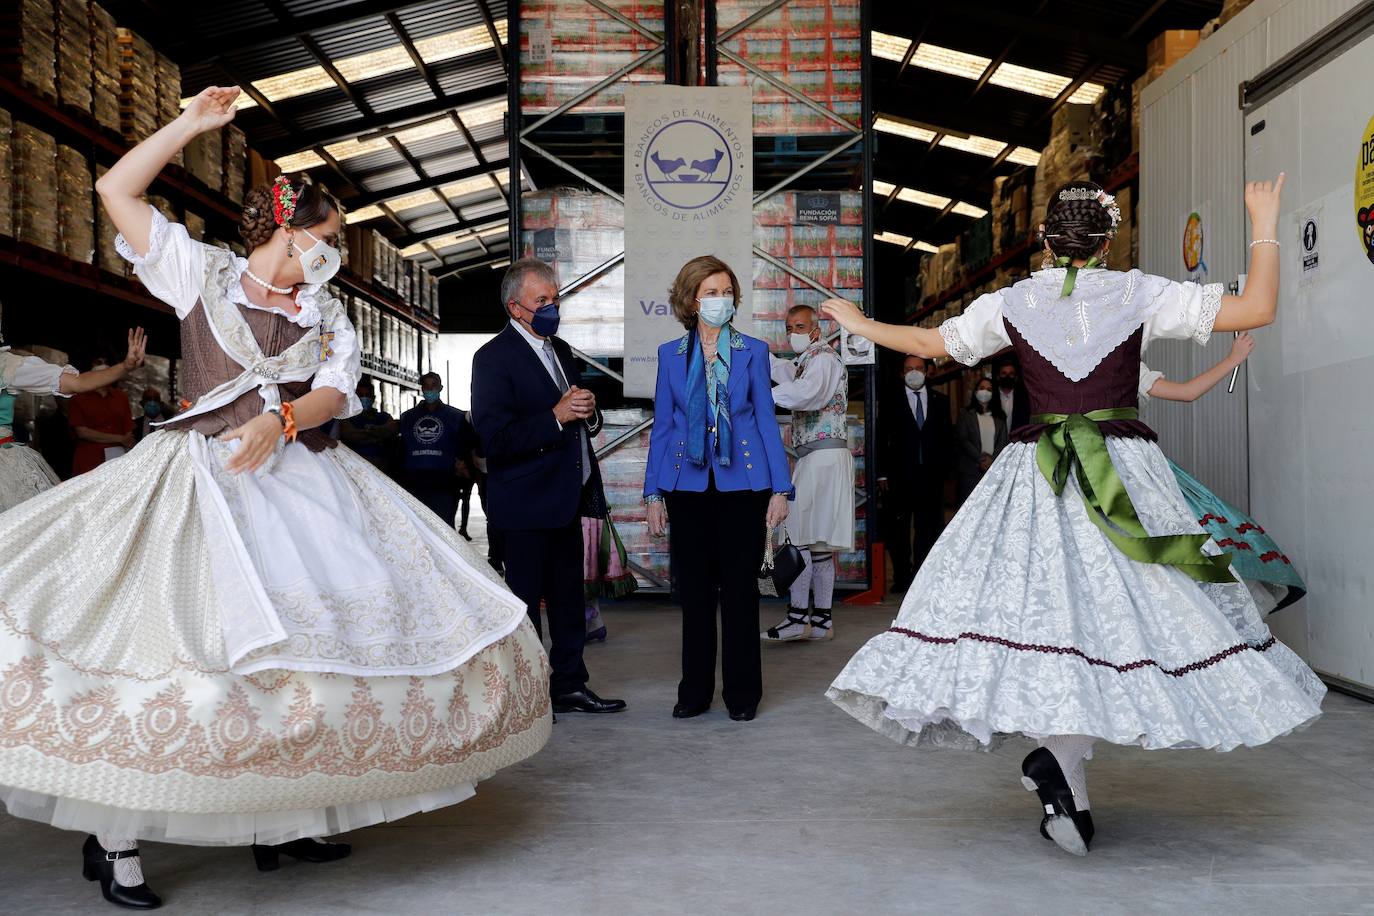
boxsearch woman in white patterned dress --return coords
[0,88,550,909]
[819,175,1323,857]
[0,327,147,512]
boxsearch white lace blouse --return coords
[939,268,1226,381]
[116,206,361,416]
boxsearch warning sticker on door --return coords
[1357,111,1374,267]
[1298,207,1321,287]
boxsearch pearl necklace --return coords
[243,268,295,296]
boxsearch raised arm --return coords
[58,328,146,395]
[1214,174,1285,332]
[818,298,947,359]
[1148,333,1254,402]
[95,87,240,256]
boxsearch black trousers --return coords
[503,519,589,696]
[665,486,770,712]
[456,479,474,532]
[887,484,945,588]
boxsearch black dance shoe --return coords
[1020,748,1090,856]
[552,687,627,714]
[728,705,758,722]
[251,838,352,872]
[82,835,162,909]
[672,701,710,718]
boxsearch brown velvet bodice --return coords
[1004,321,1156,444]
[162,298,335,451]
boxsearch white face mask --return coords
[975,389,993,405]
[696,296,735,328]
[298,227,341,285]
[904,370,925,391]
[789,332,814,354]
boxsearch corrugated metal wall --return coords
[1138,0,1364,511]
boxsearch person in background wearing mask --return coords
[398,372,469,527]
[68,352,136,475]
[761,304,853,643]
[878,354,953,590]
[954,376,1007,506]
[135,386,174,443]
[340,377,399,474]
[472,257,627,716]
[994,357,1031,432]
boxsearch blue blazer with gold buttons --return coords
[642,326,793,499]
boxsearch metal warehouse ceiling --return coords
[100,0,516,277]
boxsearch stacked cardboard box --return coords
[1092,79,1134,170]
[184,211,205,242]
[1133,29,1200,151]
[989,172,1031,256]
[56,143,93,262]
[0,108,12,238]
[116,28,157,146]
[183,130,223,190]
[93,163,122,273]
[2,0,57,101]
[14,122,59,251]
[154,52,181,165]
[518,0,666,113]
[55,0,91,113]
[222,124,246,202]
[1107,185,1136,270]
[1031,103,1096,223]
[88,3,120,131]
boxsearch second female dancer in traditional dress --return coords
[0,87,550,910]
[0,327,146,512]
[821,175,1324,857]
[1139,333,1306,612]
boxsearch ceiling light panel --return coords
[912,241,939,253]
[871,31,912,63]
[874,117,936,142]
[874,230,913,246]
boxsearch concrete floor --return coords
[6,597,1374,915]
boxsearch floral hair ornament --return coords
[1056,186,1121,239]
[271,175,297,228]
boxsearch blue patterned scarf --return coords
[685,327,732,468]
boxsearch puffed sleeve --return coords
[938,289,1011,366]
[311,299,363,419]
[1142,276,1225,346]
[1137,362,1165,401]
[6,354,78,397]
[115,205,207,319]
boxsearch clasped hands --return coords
[554,385,596,425]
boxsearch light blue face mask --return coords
[696,296,735,328]
[359,396,375,410]
[422,390,441,404]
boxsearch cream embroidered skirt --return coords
[0,430,550,845]
[827,438,1324,752]
[0,443,60,513]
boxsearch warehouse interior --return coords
[3,0,1374,912]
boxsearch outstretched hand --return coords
[181,86,240,134]
[819,297,864,333]
[1244,173,1285,235]
[122,327,147,371]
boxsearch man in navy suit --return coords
[471,258,626,714]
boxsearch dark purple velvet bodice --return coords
[1004,321,1156,443]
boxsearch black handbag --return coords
[759,528,806,597]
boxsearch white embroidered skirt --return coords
[827,438,1325,752]
[783,447,855,551]
[0,444,60,513]
[0,431,550,845]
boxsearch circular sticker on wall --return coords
[1182,211,1204,273]
[1357,111,1374,266]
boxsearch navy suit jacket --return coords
[471,325,604,531]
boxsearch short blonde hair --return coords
[669,255,741,330]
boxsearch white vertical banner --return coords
[624,86,753,397]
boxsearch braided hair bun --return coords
[1040,180,1114,261]
[238,175,340,252]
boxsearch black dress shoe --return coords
[1020,748,1090,856]
[82,835,162,909]
[552,687,626,714]
[672,702,710,718]
[728,705,757,721]
[251,838,352,872]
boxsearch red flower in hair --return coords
[272,176,297,227]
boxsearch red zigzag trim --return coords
[886,627,1277,678]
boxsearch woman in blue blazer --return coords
[643,255,793,722]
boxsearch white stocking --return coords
[1039,734,1094,811]
[809,549,835,612]
[788,547,814,609]
[97,835,145,887]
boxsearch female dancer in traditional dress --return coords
[0,87,550,909]
[0,327,146,512]
[820,175,1324,856]
[1140,333,1306,612]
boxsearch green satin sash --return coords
[1032,408,1236,583]
[1053,255,1100,297]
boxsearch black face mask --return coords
[997,376,1017,390]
